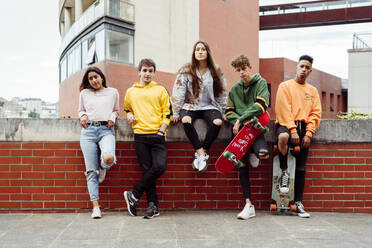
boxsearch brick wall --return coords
[0,141,371,213]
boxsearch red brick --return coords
[33,150,55,156]
[55,194,77,201]
[164,194,185,201]
[0,143,21,149]
[206,180,228,186]
[32,164,54,172]
[22,142,44,149]
[0,202,21,208]
[10,150,33,156]
[344,172,365,178]
[195,201,216,208]
[21,202,43,208]
[22,172,44,179]
[345,158,365,164]
[55,150,77,157]
[206,194,228,200]
[45,143,66,149]
[22,157,43,164]
[22,187,43,193]
[65,158,84,164]
[355,151,372,157]
[33,194,54,201]
[323,201,342,208]
[335,165,355,171]
[0,172,21,179]
[173,187,195,194]
[322,172,343,178]
[355,194,372,200]
[44,187,66,193]
[64,187,87,193]
[0,157,21,164]
[344,201,365,208]
[0,164,9,171]
[164,180,185,186]
[44,172,66,179]
[217,201,239,208]
[33,180,54,186]
[11,165,32,172]
[55,180,75,186]
[66,201,88,209]
[44,202,66,208]
[306,158,324,164]
[10,180,32,186]
[312,194,333,200]
[185,194,205,201]
[0,150,10,156]
[0,194,9,201]
[44,158,65,164]
[334,194,355,200]
[11,194,31,201]
[323,158,344,164]
[174,201,195,208]
[334,151,355,157]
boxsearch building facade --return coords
[58,0,259,118]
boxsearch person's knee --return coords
[212,118,223,126]
[278,133,289,145]
[153,165,166,176]
[103,153,114,165]
[181,116,192,124]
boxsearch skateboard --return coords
[215,112,270,174]
[270,146,300,214]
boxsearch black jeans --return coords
[239,133,269,200]
[276,122,309,202]
[179,109,222,151]
[132,134,167,206]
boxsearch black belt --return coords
[88,121,108,126]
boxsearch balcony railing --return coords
[353,32,372,49]
[59,0,134,57]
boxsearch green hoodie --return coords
[225,73,270,125]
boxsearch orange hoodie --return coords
[275,79,321,137]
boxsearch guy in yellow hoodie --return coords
[123,58,172,219]
[275,55,321,218]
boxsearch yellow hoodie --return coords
[124,81,172,135]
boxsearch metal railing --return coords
[353,32,372,49]
[260,0,372,16]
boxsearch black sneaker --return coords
[279,171,290,193]
[124,191,138,216]
[295,201,310,218]
[143,202,160,219]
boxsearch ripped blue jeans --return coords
[80,125,116,201]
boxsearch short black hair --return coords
[299,55,313,64]
[138,58,156,72]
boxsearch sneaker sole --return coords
[143,212,160,219]
[237,214,255,220]
[123,191,136,217]
[91,215,102,219]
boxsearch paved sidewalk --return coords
[0,211,371,248]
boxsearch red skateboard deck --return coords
[215,112,270,174]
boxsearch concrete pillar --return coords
[75,0,83,20]
[64,7,72,32]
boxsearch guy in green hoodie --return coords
[224,54,270,220]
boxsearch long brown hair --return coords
[79,66,107,91]
[178,40,224,99]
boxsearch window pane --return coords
[106,30,134,64]
[60,56,67,82]
[96,30,105,62]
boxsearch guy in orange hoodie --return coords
[275,55,321,218]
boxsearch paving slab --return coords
[0,211,371,248]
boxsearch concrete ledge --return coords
[0,118,371,143]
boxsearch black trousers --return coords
[132,134,167,206]
[179,109,222,151]
[239,133,269,200]
[276,122,309,202]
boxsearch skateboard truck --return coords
[251,117,269,134]
[223,151,243,168]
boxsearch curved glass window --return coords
[106,29,134,64]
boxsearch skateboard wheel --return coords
[270,204,276,211]
[262,127,269,134]
[235,161,243,168]
[294,146,300,153]
[250,117,258,125]
[223,151,232,160]
[290,204,297,212]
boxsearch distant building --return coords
[348,32,372,114]
[0,98,58,118]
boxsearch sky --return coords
[0,0,371,103]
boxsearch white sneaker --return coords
[192,153,199,171]
[295,201,310,218]
[249,153,260,168]
[91,206,102,219]
[98,167,106,183]
[237,204,255,220]
[198,153,210,172]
